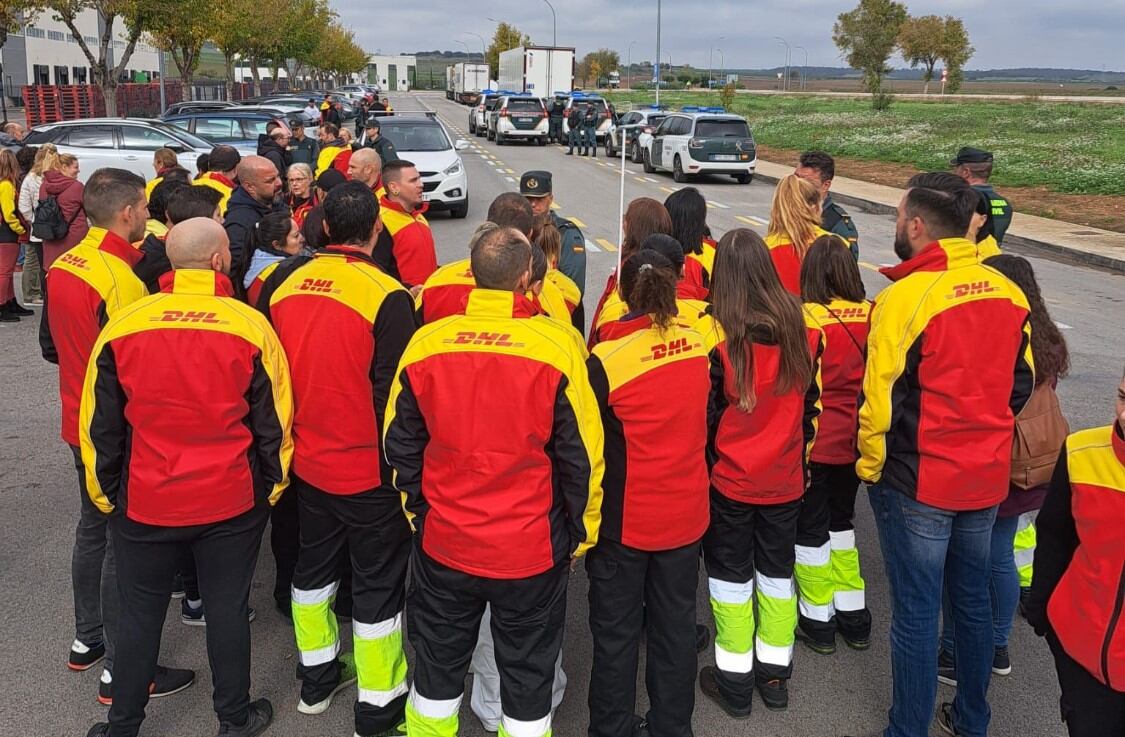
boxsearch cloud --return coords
[334,0,1122,71]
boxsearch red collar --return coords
[203,171,235,189]
[463,288,539,319]
[379,195,429,217]
[319,244,378,266]
[599,313,654,342]
[158,269,235,296]
[93,227,144,268]
[880,238,979,282]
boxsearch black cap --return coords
[316,168,347,192]
[365,116,381,129]
[520,170,553,197]
[950,147,994,166]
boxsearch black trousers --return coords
[1048,632,1125,737]
[407,545,568,729]
[108,503,269,737]
[587,538,698,737]
[270,485,300,607]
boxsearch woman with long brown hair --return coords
[696,228,823,718]
[765,174,833,295]
[0,149,30,320]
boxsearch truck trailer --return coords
[497,46,576,96]
[452,62,491,105]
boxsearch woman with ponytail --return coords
[243,211,308,307]
[696,228,824,718]
[765,174,835,295]
[585,249,711,737]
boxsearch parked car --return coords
[469,92,502,137]
[377,115,471,218]
[606,106,669,161]
[160,100,237,118]
[642,107,756,184]
[561,93,614,143]
[486,94,548,145]
[22,118,213,181]
[330,85,370,101]
[163,109,304,154]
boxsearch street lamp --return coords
[664,51,673,88]
[542,0,557,46]
[464,31,487,58]
[486,18,513,49]
[626,40,637,90]
[654,0,662,104]
[716,48,725,88]
[774,36,791,91]
[794,45,808,91]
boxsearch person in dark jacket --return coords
[223,156,284,286]
[134,183,223,293]
[358,117,399,165]
[288,121,318,168]
[581,103,599,157]
[256,124,292,180]
[548,98,565,143]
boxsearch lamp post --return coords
[627,40,636,90]
[654,0,662,104]
[774,36,791,91]
[795,45,808,91]
[543,0,557,46]
[717,48,725,88]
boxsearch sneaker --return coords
[69,639,106,671]
[97,665,196,706]
[298,653,357,715]
[218,698,273,736]
[756,678,789,711]
[841,632,871,651]
[182,599,257,626]
[697,666,752,719]
[796,622,837,655]
[993,646,1012,676]
[936,702,961,736]
[695,624,711,654]
[937,649,957,687]
[7,300,34,317]
[86,724,109,737]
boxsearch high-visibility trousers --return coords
[1014,512,1037,589]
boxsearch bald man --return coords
[347,147,385,199]
[224,156,286,288]
[81,216,293,737]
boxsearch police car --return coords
[486,94,549,145]
[641,107,756,184]
[605,105,669,162]
[561,92,615,143]
[469,91,502,137]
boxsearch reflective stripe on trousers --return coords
[1014,512,1036,588]
[829,529,867,611]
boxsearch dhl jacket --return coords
[592,295,709,347]
[682,238,716,298]
[414,257,475,324]
[378,196,438,288]
[588,271,618,344]
[803,299,871,465]
[269,245,417,494]
[315,144,348,178]
[542,268,581,318]
[192,172,235,214]
[1028,424,1125,690]
[765,226,833,296]
[857,238,1035,510]
[588,315,710,550]
[698,314,824,505]
[383,288,604,579]
[39,227,147,446]
[249,253,312,316]
[78,269,293,526]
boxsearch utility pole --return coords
[774,36,791,91]
[655,0,662,105]
[543,0,557,46]
[795,46,808,91]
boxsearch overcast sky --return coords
[336,0,1122,72]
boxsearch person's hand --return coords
[570,556,580,573]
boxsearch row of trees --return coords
[1,0,368,111]
[834,0,974,106]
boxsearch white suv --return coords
[642,108,757,184]
[487,95,549,145]
[469,92,502,137]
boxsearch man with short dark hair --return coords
[952,146,1012,254]
[40,168,195,709]
[858,171,1035,737]
[487,191,535,236]
[134,183,224,293]
[384,225,603,737]
[224,156,285,284]
[377,160,437,289]
[257,122,292,179]
[193,144,240,214]
[315,123,349,177]
[795,151,859,259]
[269,182,415,737]
[320,94,341,128]
[289,120,318,167]
[358,117,399,166]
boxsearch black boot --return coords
[7,298,33,317]
[0,300,19,322]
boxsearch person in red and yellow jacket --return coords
[1027,371,1125,737]
[793,236,873,655]
[383,226,603,737]
[314,123,349,178]
[695,228,823,718]
[665,187,715,299]
[191,145,240,215]
[268,182,415,736]
[586,249,711,737]
[377,160,438,289]
[764,175,834,296]
[857,173,1034,737]
[80,217,292,737]
[414,222,496,324]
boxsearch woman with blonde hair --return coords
[766,174,833,295]
[0,149,30,320]
[38,151,88,269]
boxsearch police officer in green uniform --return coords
[952,146,1013,247]
[520,170,587,329]
[795,151,859,259]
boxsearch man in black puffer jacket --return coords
[257,123,292,181]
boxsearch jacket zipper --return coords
[1101,560,1125,686]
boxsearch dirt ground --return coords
[759,145,1125,233]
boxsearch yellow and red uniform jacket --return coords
[698,314,824,505]
[78,270,293,526]
[269,245,417,494]
[765,226,832,296]
[592,292,709,347]
[803,299,871,465]
[414,257,475,324]
[378,196,438,288]
[383,288,604,579]
[681,238,717,298]
[588,314,711,550]
[39,227,147,446]
[192,171,235,214]
[857,238,1035,510]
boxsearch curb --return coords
[753,168,1125,274]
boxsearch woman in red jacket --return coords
[39,153,88,270]
[765,175,831,295]
[586,249,712,737]
[696,228,823,718]
[793,235,873,654]
[665,186,715,299]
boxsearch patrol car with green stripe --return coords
[641,107,756,184]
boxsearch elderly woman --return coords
[285,163,317,227]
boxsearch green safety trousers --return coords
[1014,512,1037,588]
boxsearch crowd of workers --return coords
[0,96,1118,737]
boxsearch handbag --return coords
[1010,381,1069,490]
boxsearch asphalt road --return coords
[3,91,1123,737]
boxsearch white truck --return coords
[452,62,491,105]
[498,46,575,96]
[445,65,456,100]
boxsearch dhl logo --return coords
[445,331,524,348]
[644,337,698,362]
[152,310,223,324]
[58,253,89,269]
[297,278,337,293]
[829,307,868,320]
[949,281,999,299]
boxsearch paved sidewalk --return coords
[756,160,1125,273]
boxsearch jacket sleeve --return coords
[78,338,128,515]
[224,218,252,278]
[383,363,430,531]
[18,175,36,225]
[246,325,294,505]
[856,295,905,483]
[373,290,419,480]
[1026,447,1076,636]
[59,183,84,225]
[1010,314,1035,415]
[706,346,729,470]
[556,225,587,298]
[1,181,25,235]
[546,364,604,559]
[803,330,825,468]
[39,282,58,364]
[392,225,439,288]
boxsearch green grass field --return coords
[605,91,1125,197]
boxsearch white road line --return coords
[643,177,659,183]
[707,201,731,209]
[1056,321,1073,330]
[585,238,601,253]
[505,176,516,184]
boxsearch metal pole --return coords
[795,46,808,91]
[158,49,167,113]
[627,41,636,90]
[543,0,556,46]
[774,37,790,91]
[708,48,713,89]
[717,48,724,88]
[654,0,661,105]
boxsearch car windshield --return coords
[695,119,751,138]
[573,99,608,112]
[507,98,542,112]
[646,114,667,126]
[380,123,451,152]
[145,121,214,149]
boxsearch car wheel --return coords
[734,173,753,184]
[673,155,688,183]
[642,148,656,173]
[605,137,616,158]
[487,128,495,141]
[631,141,642,163]
[468,121,476,134]
[537,136,546,146]
[496,132,505,145]
[449,202,469,219]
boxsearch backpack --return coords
[32,195,70,241]
[1010,381,1069,490]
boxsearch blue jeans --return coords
[940,513,1020,653]
[868,482,997,737]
